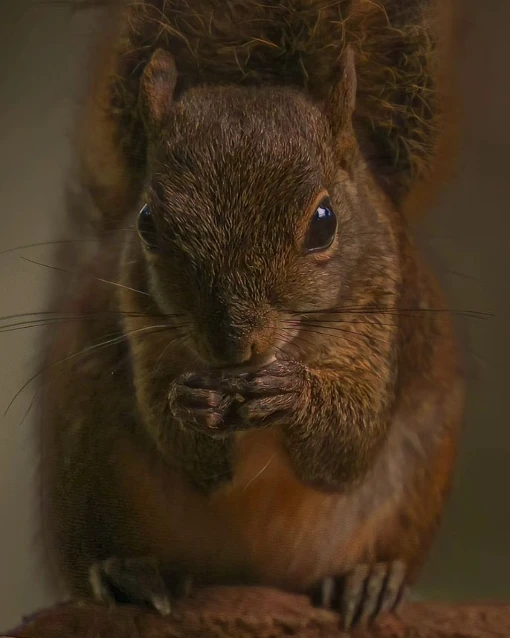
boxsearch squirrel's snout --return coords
[198,298,278,369]
[200,324,277,370]
[207,335,274,370]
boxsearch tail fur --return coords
[69,0,455,223]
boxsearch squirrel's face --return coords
[133,86,376,369]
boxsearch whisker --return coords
[291,325,369,351]
[0,319,88,334]
[243,454,275,492]
[20,255,151,297]
[19,386,42,429]
[4,323,183,416]
[286,316,399,327]
[273,327,317,361]
[177,333,202,370]
[0,311,186,334]
[273,343,291,359]
[0,230,139,257]
[298,324,381,345]
[274,328,317,350]
[93,277,150,297]
[151,329,188,376]
[442,268,481,283]
[287,306,492,320]
[286,321,390,346]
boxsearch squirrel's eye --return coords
[304,198,337,253]
[137,204,159,251]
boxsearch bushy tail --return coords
[67,0,455,225]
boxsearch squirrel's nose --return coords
[204,329,275,370]
[203,299,277,369]
[213,339,270,368]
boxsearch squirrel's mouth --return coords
[211,352,277,376]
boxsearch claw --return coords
[358,563,386,625]
[318,577,336,610]
[340,564,370,630]
[313,560,408,630]
[379,560,406,614]
[88,557,185,616]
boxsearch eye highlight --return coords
[304,197,337,253]
[137,204,159,251]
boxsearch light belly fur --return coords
[113,427,364,591]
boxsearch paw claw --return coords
[340,563,369,629]
[88,557,177,615]
[89,561,115,607]
[150,595,172,616]
[341,604,356,632]
[379,560,406,614]
[314,560,408,630]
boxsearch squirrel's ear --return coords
[140,49,177,130]
[326,46,358,170]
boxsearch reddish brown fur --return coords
[41,0,463,616]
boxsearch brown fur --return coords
[41,0,463,619]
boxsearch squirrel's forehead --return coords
[165,93,327,150]
[155,148,323,208]
[157,97,329,197]
[163,125,321,157]
[160,127,326,183]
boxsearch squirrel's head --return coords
[128,48,395,370]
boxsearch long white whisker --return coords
[243,454,275,492]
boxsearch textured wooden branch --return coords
[8,587,510,638]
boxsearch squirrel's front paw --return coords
[89,557,192,615]
[221,358,307,428]
[168,372,240,435]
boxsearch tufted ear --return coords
[139,49,178,131]
[326,46,359,171]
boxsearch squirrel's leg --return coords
[310,381,461,630]
[89,557,193,615]
[48,409,195,614]
[49,418,196,614]
[42,307,197,613]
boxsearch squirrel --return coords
[40,0,464,631]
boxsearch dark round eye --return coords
[304,198,337,253]
[137,204,159,251]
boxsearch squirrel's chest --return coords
[114,429,362,589]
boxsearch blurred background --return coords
[0,0,508,630]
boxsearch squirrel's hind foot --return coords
[89,557,192,616]
[311,560,407,631]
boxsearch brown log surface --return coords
[6,587,510,638]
